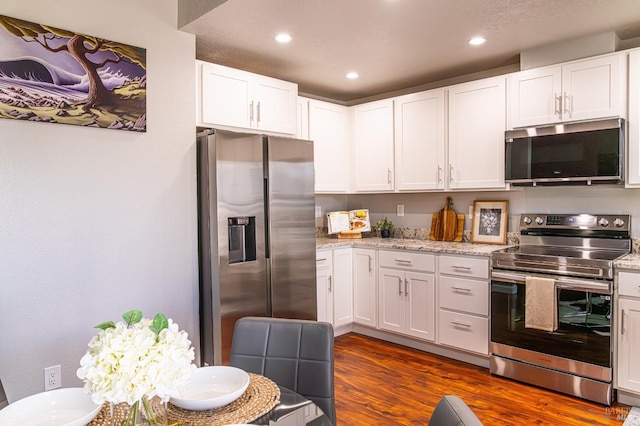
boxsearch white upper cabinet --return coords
[627,50,640,186]
[448,76,506,190]
[308,100,352,193]
[509,53,624,128]
[353,99,395,192]
[394,89,446,191]
[296,96,310,140]
[197,61,298,135]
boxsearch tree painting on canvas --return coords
[0,15,146,131]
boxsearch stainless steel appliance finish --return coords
[505,118,624,186]
[490,213,631,405]
[197,129,317,366]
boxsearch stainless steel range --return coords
[490,213,631,405]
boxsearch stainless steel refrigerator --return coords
[197,129,317,366]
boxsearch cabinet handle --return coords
[451,320,472,328]
[563,92,570,115]
[437,166,443,183]
[316,258,327,262]
[249,101,254,122]
[368,256,372,273]
[449,165,454,183]
[398,277,403,296]
[387,168,392,184]
[256,101,261,123]
[451,286,472,292]
[621,309,625,335]
[395,259,412,264]
[404,278,409,296]
[328,276,332,292]
[451,265,472,271]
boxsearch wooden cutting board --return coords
[432,197,458,241]
[430,213,464,242]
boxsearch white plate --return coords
[0,387,101,426]
[171,366,250,410]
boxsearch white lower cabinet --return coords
[378,251,436,341]
[617,272,640,395]
[332,248,354,327]
[316,248,353,328]
[437,255,490,355]
[353,248,377,327]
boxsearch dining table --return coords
[251,385,332,426]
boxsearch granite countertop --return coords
[614,253,640,271]
[316,237,512,257]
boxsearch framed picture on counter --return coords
[471,200,508,244]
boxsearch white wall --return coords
[0,0,198,401]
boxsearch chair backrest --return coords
[0,378,8,410]
[429,395,482,426]
[229,317,336,424]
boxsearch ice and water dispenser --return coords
[228,217,256,264]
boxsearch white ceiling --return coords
[180,0,640,104]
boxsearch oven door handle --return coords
[491,271,612,293]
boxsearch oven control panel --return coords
[520,214,630,231]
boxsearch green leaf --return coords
[95,321,115,330]
[122,309,143,326]
[150,313,169,335]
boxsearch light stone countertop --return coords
[614,254,640,271]
[316,237,512,257]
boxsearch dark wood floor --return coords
[333,333,631,425]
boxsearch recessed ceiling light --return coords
[468,36,487,46]
[346,72,359,79]
[275,33,292,43]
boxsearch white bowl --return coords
[171,366,250,410]
[0,387,101,426]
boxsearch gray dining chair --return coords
[429,395,482,426]
[229,317,336,425]
[0,378,8,410]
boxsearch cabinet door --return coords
[253,75,298,134]
[309,100,352,192]
[629,50,640,186]
[332,248,353,327]
[316,250,333,324]
[618,298,640,393]
[200,62,252,129]
[394,90,446,190]
[561,54,622,123]
[508,66,562,128]
[353,99,395,191]
[448,77,506,189]
[296,97,309,140]
[353,248,376,327]
[405,271,435,341]
[378,267,405,333]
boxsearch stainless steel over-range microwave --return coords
[505,118,624,186]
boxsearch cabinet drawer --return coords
[378,250,435,272]
[439,276,488,316]
[619,271,640,298]
[438,310,488,355]
[316,250,333,270]
[439,255,488,279]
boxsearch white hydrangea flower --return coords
[77,315,196,405]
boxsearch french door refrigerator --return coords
[197,129,317,366]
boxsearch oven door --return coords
[491,270,612,369]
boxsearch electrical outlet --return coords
[44,365,61,391]
[315,205,322,218]
[397,204,404,217]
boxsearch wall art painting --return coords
[471,200,509,244]
[0,15,146,132]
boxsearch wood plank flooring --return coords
[333,333,632,425]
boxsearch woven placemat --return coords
[89,373,280,426]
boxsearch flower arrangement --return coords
[77,309,196,425]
